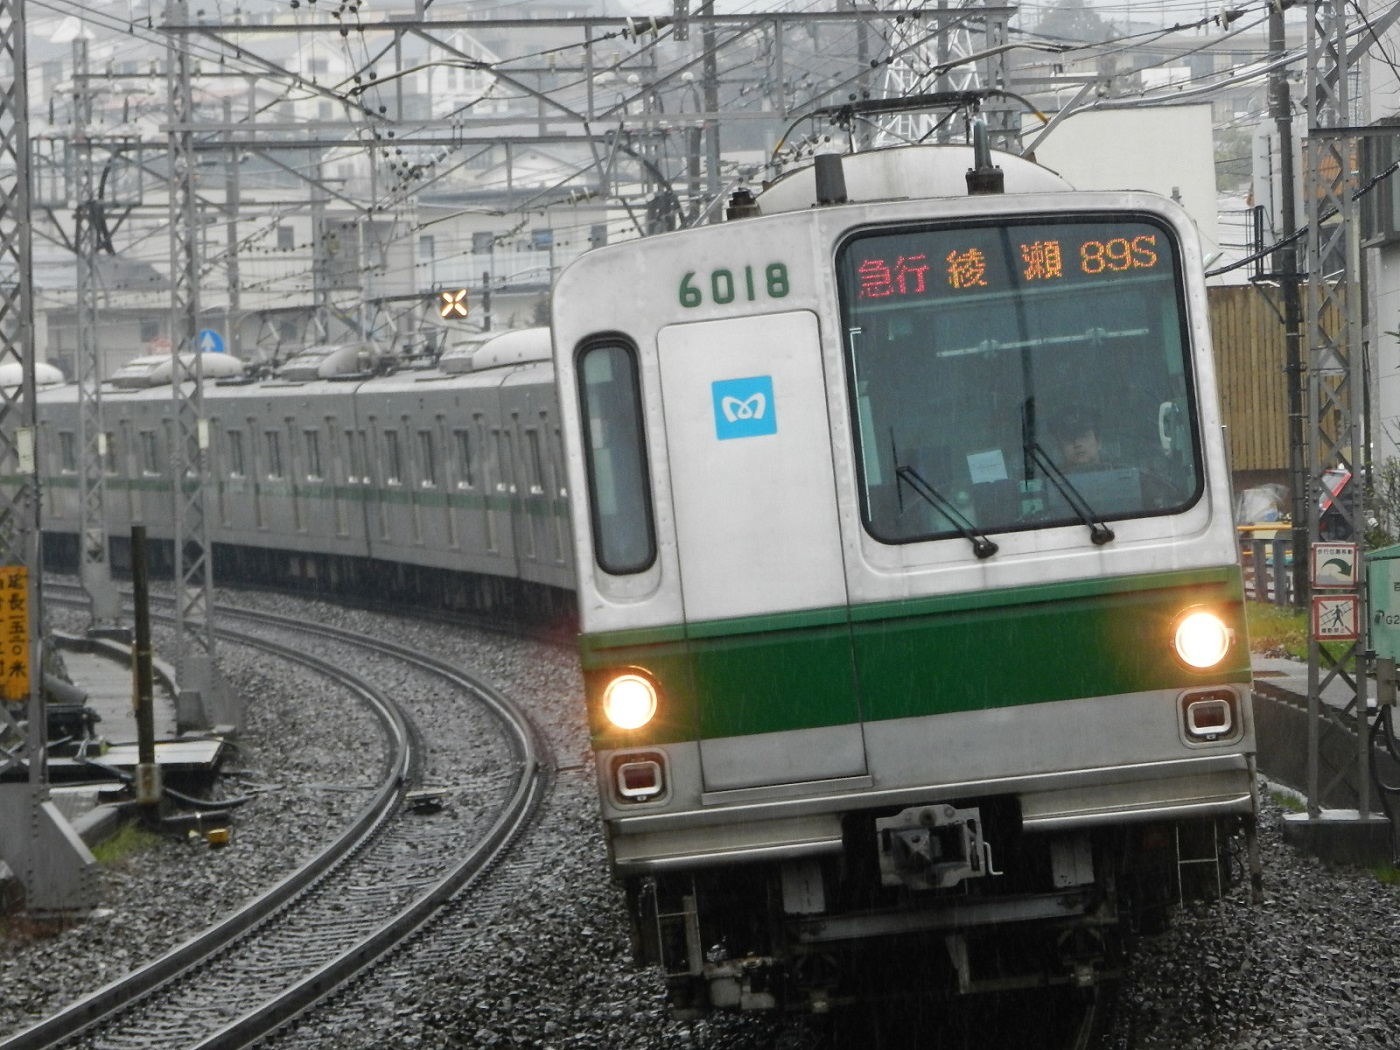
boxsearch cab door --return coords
[656,310,866,792]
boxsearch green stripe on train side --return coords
[580,566,1249,748]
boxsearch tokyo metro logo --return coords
[712,375,777,440]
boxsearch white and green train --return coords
[31,139,1256,1018]
[550,143,1257,1014]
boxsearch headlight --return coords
[1173,609,1233,669]
[602,673,658,730]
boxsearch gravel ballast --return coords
[4,593,1400,1049]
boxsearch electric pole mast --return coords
[164,0,238,732]
[1302,0,1376,834]
[73,38,121,631]
[0,0,98,911]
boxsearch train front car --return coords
[551,145,1256,1017]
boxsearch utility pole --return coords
[311,148,330,341]
[164,0,238,732]
[1270,0,1308,611]
[73,38,121,632]
[1301,0,1381,848]
[223,98,242,360]
[701,0,721,218]
[0,0,98,912]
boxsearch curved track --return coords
[1,592,547,1050]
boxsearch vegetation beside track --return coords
[1246,601,1308,660]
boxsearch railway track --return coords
[2,591,547,1050]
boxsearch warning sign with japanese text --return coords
[1312,593,1360,641]
[0,567,29,702]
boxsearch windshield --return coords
[836,215,1201,546]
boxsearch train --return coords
[33,138,1259,1019]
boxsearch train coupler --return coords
[876,803,999,890]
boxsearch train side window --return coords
[139,430,159,476]
[417,430,436,488]
[576,339,656,574]
[226,430,246,478]
[453,428,475,488]
[304,429,323,481]
[265,431,284,479]
[58,431,76,474]
[524,429,545,496]
[384,429,403,485]
[345,429,362,483]
[550,424,567,498]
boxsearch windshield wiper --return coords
[1022,442,1115,545]
[1020,397,1114,545]
[895,464,999,559]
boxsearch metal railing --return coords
[1239,524,1294,605]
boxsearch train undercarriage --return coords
[626,805,1255,1018]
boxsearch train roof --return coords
[440,327,551,375]
[755,144,1072,214]
[276,342,379,381]
[0,361,66,388]
[109,350,247,388]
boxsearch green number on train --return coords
[679,263,790,308]
[679,272,703,308]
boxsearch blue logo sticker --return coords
[712,375,777,440]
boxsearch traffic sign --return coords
[439,289,469,319]
[1312,542,1359,589]
[198,329,225,353]
[1312,594,1360,641]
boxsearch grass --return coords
[1372,863,1400,887]
[1246,600,1309,660]
[90,820,162,867]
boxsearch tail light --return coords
[611,751,667,802]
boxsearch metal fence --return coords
[1240,528,1294,605]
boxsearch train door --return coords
[655,310,866,792]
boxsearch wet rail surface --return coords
[3,591,547,1050]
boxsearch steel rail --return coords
[0,608,413,1050]
[3,591,546,1050]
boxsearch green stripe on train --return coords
[580,566,1249,747]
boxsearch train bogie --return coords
[552,144,1257,1014]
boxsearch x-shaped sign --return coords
[439,289,469,318]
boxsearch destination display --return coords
[842,219,1174,304]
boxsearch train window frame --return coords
[834,212,1205,547]
[384,427,404,486]
[264,430,284,480]
[575,336,657,576]
[304,429,323,482]
[139,430,159,476]
[417,430,437,489]
[226,429,246,478]
[524,427,545,496]
[453,428,475,489]
[58,431,76,474]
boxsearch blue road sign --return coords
[198,329,225,353]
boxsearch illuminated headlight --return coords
[1173,609,1233,669]
[602,673,658,731]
